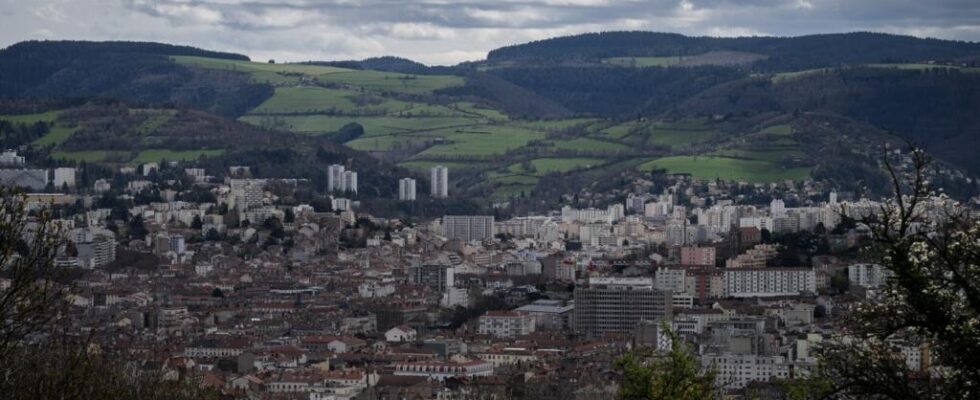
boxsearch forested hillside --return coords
[0,41,271,117]
[675,67,980,173]
[487,31,980,71]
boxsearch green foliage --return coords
[615,327,716,400]
[806,149,980,399]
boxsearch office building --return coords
[398,178,416,201]
[574,277,672,339]
[430,165,448,198]
[442,215,494,242]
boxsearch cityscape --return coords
[1,1,979,400]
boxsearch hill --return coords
[0,99,405,197]
[486,31,980,71]
[1,35,979,205]
[0,41,271,117]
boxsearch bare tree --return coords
[0,187,68,360]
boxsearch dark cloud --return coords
[1,0,978,64]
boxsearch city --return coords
[1,2,980,400]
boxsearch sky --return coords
[1,0,979,65]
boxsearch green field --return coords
[599,121,642,138]
[638,156,810,182]
[513,118,598,132]
[315,69,463,94]
[771,68,833,83]
[398,161,488,171]
[602,56,683,67]
[51,150,117,163]
[866,63,980,73]
[506,157,604,175]
[248,86,453,116]
[32,126,79,146]
[131,109,177,135]
[0,111,60,124]
[712,148,806,163]
[757,124,793,136]
[131,149,224,163]
[546,137,630,153]
[171,56,350,84]
[413,125,544,157]
[450,102,509,121]
[0,111,82,147]
[241,114,477,136]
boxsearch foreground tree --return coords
[0,188,215,399]
[798,148,980,399]
[615,326,716,400]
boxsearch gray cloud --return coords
[0,0,978,65]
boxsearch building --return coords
[409,264,454,293]
[514,300,574,331]
[680,246,716,266]
[328,164,346,192]
[654,267,687,294]
[574,277,673,339]
[93,179,111,193]
[430,165,448,198]
[848,263,893,289]
[0,150,25,166]
[168,234,186,254]
[726,244,778,268]
[701,353,791,389]
[53,167,75,188]
[398,178,416,201]
[393,361,493,380]
[229,179,265,211]
[477,310,536,338]
[442,215,494,242]
[723,268,816,297]
[0,169,48,191]
[385,325,417,342]
[69,227,117,269]
[343,170,358,194]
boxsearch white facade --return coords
[385,326,417,342]
[477,312,536,338]
[328,164,346,192]
[398,178,416,201]
[848,263,893,289]
[0,150,25,166]
[393,361,493,380]
[723,268,816,297]
[702,353,791,389]
[442,215,494,242]
[53,167,76,188]
[430,165,449,198]
[654,267,687,294]
[343,170,358,194]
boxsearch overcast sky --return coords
[1,0,979,65]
